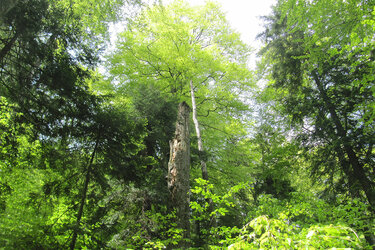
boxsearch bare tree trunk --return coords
[190,80,216,231]
[70,131,100,250]
[167,102,191,248]
[190,80,208,180]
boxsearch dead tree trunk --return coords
[167,102,191,248]
[190,80,216,230]
[190,80,209,180]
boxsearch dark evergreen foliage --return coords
[0,0,374,248]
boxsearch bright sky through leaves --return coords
[162,0,277,66]
[171,0,276,45]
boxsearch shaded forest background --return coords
[0,0,374,249]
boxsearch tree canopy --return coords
[0,0,374,248]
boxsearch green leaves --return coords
[234,217,363,249]
[189,178,248,246]
[303,224,362,249]
[0,98,56,248]
[259,0,375,212]
[108,0,253,112]
[108,3,255,231]
[191,178,247,219]
[231,191,368,249]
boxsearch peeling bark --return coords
[167,102,191,248]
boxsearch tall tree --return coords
[108,2,253,240]
[0,0,149,248]
[259,0,375,220]
[108,0,253,182]
[0,0,144,134]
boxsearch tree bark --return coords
[190,80,208,180]
[167,102,191,248]
[190,80,216,230]
[335,145,361,198]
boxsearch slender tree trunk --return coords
[70,132,100,250]
[313,72,375,248]
[167,102,191,248]
[332,141,361,198]
[190,80,208,180]
[312,71,375,208]
[190,80,216,231]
